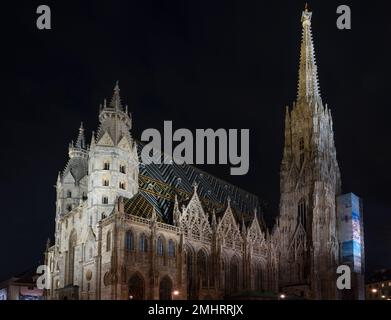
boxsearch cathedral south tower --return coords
[276,7,342,299]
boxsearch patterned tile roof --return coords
[131,141,264,224]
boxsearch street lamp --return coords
[279,294,286,299]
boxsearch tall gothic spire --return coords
[297,5,321,104]
[109,80,123,110]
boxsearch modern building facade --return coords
[44,7,363,300]
[337,193,365,299]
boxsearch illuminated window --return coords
[157,237,164,256]
[104,161,110,170]
[119,181,126,190]
[125,230,133,251]
[139,234,148,252]
[168,240,175,257]
[102,196,108,204]
[103,179,109,186]
[120,165,126,174]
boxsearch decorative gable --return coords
[217,201,242,250]
[179,187,212,242]
[97,131,114,146]
[118,135,132,151]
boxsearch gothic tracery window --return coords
[299,137,304,166]
[298,198,307,230]
[230,257,239,294]
[139,233,148,252]
[197,250,208,288]
[157,237,164,256]
[168,239,175,257]
[125,230,133,251]
[106,231,111,252]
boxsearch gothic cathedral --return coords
[45,8,346,300]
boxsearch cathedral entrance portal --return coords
[159,276,172,300]
[128,273,145,300]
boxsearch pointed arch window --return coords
[103,179,109,186]
[230,258,239,293]
[125,230,133,251]
[197,250,208,288]
[168,239,175,257]
[298,198,307,230]
[299,137,304,151]
[67,190,72,198]
[299,137,305,166]
[106,231,111,252]
[157,237,164,256]
[139,233,148,252]
[102,196,108,204]
[120,164,126,174]
[104,161,110,170]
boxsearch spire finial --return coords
[110,81,122,110]
[305,2,308,11]
[75,122,86,149]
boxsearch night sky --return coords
[1,0,390,280]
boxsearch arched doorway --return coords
[128,273,145,300]
[159,276,172,300]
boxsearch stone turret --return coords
[87,82,139,230]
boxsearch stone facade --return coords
[45,8,344,300]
